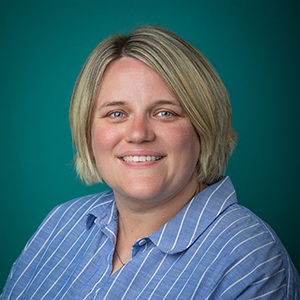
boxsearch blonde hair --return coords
[69,25,237,185]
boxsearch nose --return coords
[125,116,155,144]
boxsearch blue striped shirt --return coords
[1,176,299,299]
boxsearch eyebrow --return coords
[154,100,181,106]
[98,99,181,110]
[98,101,126,110]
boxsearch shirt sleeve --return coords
[0,203,66,299]
[205,220,300,300]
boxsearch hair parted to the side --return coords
[69,25,237,186]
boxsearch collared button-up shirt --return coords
[1,176,299,299]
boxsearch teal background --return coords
[0,0,299,291]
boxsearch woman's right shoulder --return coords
[55,190,114,211]
[25,190,115,243]
[45,190,114,224]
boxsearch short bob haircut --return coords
[69,25,237,185]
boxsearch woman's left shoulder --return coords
[215,203,300,299]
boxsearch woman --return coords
[1,25,299,299]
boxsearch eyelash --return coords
[105,109,177,120]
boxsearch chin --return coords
[129,187,163,200]
[117,183,167,202]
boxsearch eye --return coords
[157,111,173,117]
[109,111,125,118]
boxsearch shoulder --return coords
[205,203,300,299]
[220,203,290,265]
[43,190,114,226]
[22,190,115,254]
[53,189,114,214]
[0,190,115,300]
[214,202,290,276]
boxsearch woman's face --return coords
[91,57,200,207]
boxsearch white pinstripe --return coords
[148,252,184,300]
[248,284,286,299]
[86,250,112,300]
[52,195,113,300]
[9,197,85,300]
[38,225,98,300]
[220,254,282,297]
[188,177,229,247]
[21,195,104,298]
[156,223,167,247]
[24,205,61,251]
[204,241,276,299]
[135,253,168,299]
[83,203,118,300]
[169,197,195,252]
[105,227,116,240]
[0,205,61,300]
[121,248,156,300]
[222,241,275,279]
[107,200,115,223]
[57,198,115,300]
[2,179,297,300]
[250,268,285,286]
[88,193,114,218]
[229,227,265,255]
[163,208,243,299]
[102,265,125,300]
[216,190,236,216]
[179,217,256,299]
[60,237,110,299]
[53,225,102,300]
[184,224,262,299]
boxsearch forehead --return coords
[96,57,178,104]
[100,57,163,86]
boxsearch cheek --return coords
[91,126,109,156]
[168,125,200,157]
[91,125,122,156]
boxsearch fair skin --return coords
[91,57,206,275]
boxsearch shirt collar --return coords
[149,176,237,254]
[86,190,116,230]
[85,176,237,254]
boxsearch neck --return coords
[115,180,206,243]
[110,179,206,276]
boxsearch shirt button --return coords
[138,239,147,246]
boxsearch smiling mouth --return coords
[121,155,162,162]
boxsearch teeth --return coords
[122,155,162,162]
